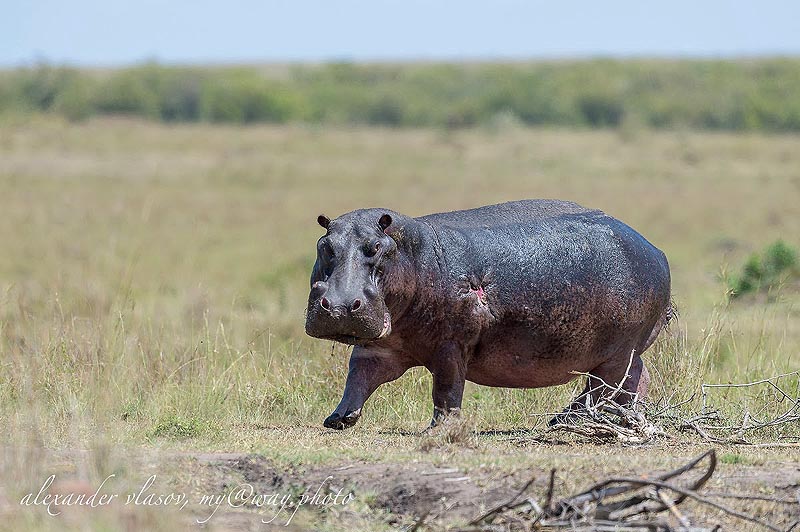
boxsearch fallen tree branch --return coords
[460,449,785,532]
[680,370,800,445]
[587,475,782,532]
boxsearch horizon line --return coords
[4,50,800,70]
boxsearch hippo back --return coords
[415,199,670,329]
[417,199,596,229]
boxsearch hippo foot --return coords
[548,410,584,427]
[424,406,461,432]
[323,409,361,430]
[548,402,600,427]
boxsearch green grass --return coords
[719,453,747,465]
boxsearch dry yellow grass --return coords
[0,117,798,530]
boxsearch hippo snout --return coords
[311,281,367,318]
[305,285,390,345]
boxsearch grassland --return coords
[0,117,798,530]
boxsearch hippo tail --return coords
[665,298,678,328]
[642,298,677,353]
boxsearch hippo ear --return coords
[317,215,330,229]
[378,214,393,232]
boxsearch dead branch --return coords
[681,370,800,445]
[657,489,692,528]
[548,369,669,444]
[460,449,785,532]
[586,476,782,532]
[544,468,556,513]
[704,491,800,504]
[701,370,800,413]
[468,477,537,526]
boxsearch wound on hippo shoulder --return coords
[458,274,489,308]
[471,284,486,301]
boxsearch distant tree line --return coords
[2,59,800,131]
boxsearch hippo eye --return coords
[365,241,381,257]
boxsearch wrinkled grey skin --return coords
[305,200,672,430]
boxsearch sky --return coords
[4,1,800,67]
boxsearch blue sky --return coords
[4,1,800,66]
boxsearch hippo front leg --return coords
[428,344,467,428]
[324,347,411,430]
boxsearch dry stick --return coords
[683,401,799,444]
[608,348,637,403]
[569,449,716,518]
[743,442,800,448]
[580,476,783,532]
[474,451,716,529]
[545,468,557,513]
[656,489,692,529]
[686,410,800,443]
[569,369,637,403]
[554,364,668,444]
[681,419,725,442]
[548,420,654,444]
[468,476,538,525]
[701,370,800,413]
[650,393,696,418]
[704,491,800,504]
[535,521,669,532]
[732,410,751,442]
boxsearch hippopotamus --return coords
[305,199,672,430]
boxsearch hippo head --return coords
[305,210,397,345]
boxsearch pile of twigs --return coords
[544,365,799,447]
[677,370,800,446]
[546,360,670,444]
[547,396,668,445]
[460,450,789,531]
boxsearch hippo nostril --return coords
[351,299,362,311]
[363,285,378,299]
[320,297,331,311]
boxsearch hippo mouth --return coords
[319,313,391,346]
[378,312,392,338]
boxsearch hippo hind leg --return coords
[548,353,650,426]
[548,305,670,428]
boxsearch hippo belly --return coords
[465,317,655,388]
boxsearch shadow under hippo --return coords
[304,199,673,430]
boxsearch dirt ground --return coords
[6,439,798,531]
[189,448,800,530]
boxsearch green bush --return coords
[93,70,159,117]
[155,69,205,122]
[53,76,97,121]
[578,93,625,127]
[729,240,799,299]
[199,72,297,124]
[3,59,800,132]
[364,95,406,126]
